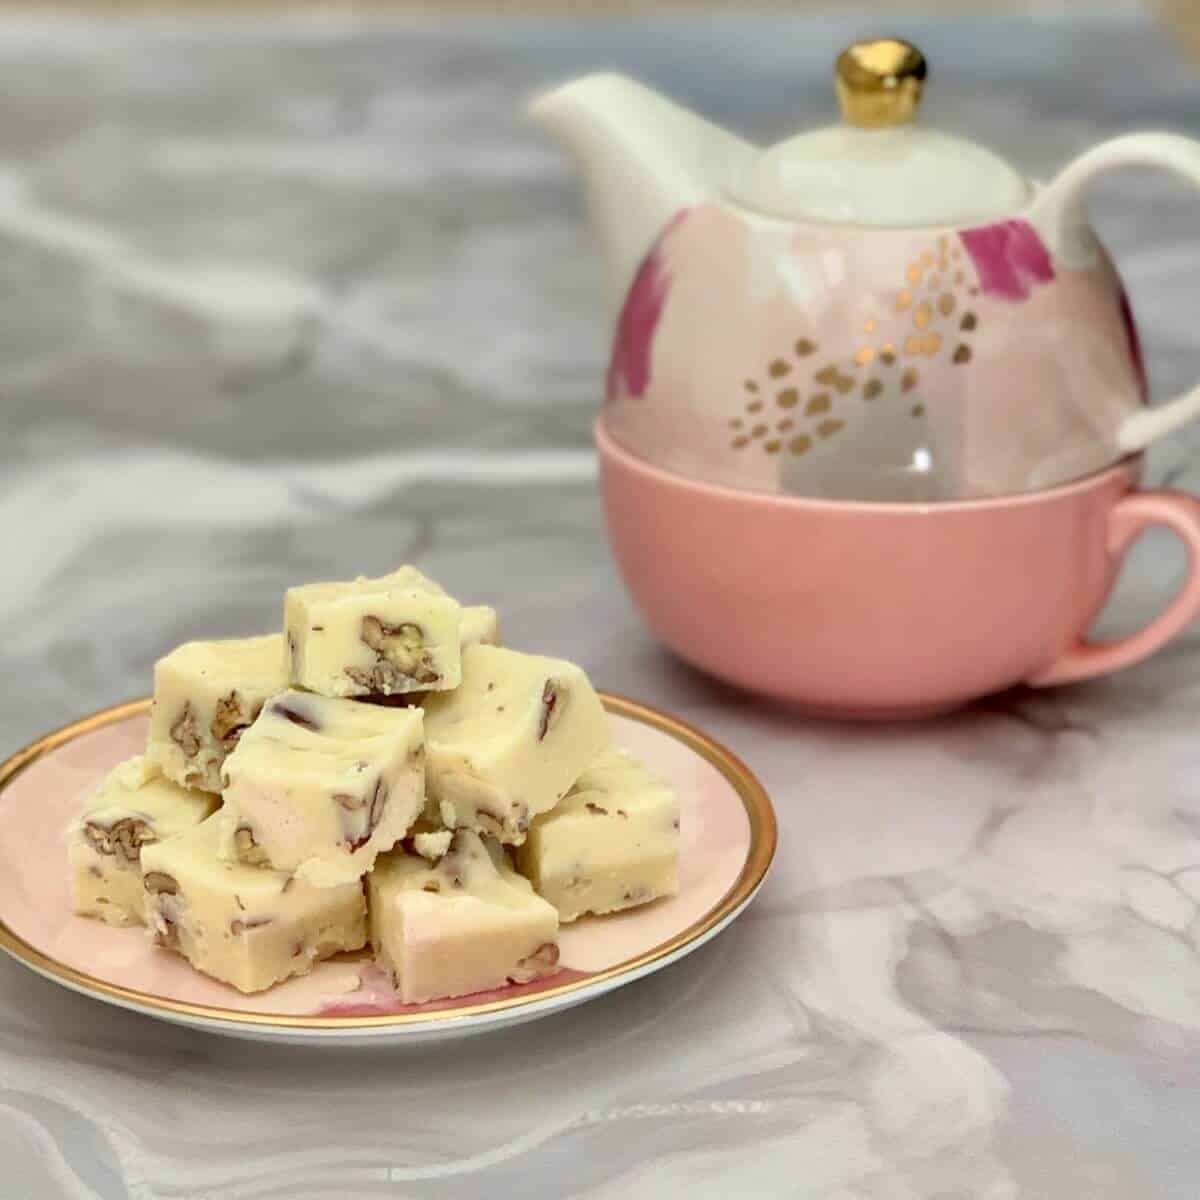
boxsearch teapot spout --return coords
[530,73,756,322]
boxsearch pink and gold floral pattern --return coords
[602,205,1148,500]
[729,233,984,460]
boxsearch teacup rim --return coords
[594,417,1143,515]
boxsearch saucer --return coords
[0,695,776,1046]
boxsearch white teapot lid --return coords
[730,39,1030,227]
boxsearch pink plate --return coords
[0,696,776,1045]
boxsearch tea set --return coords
[534,39,1200,717]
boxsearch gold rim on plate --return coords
[0,694,777,1030]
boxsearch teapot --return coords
[532,39,1200,501]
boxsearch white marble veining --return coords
[4,8,1200,1198]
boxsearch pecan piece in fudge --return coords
[219,690,425,886]
[146,634,287,792]
[141,817,366,994]
[422,644,608,844]
[284,564,463,698]
[68,756,217,928]
[516,748,680,922]
[368,831,559,1003]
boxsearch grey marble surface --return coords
[4,7,1200,1198]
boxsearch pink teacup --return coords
[597,418,1200,719]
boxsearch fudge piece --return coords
[285,565,463,698]
[219,690,425,885]
[459,605,500,649]
[68,756,217,927]
[146,634,287,792]
[517,749,680,922]
[368,831,560,1003]
[413,828,453,860]
[422,644,609,844]
[352,605,498,711]
[141,817,366,994]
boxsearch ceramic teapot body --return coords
[534,45,1200,501]
[605,203,1144,501]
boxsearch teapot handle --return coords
[1034,132,1200,454]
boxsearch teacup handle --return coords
[1035,132,1200,453]
[1028,490,1200,687]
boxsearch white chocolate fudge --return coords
[219,690,425,885]
[517,749,680,922]
[146,634,287,792]
[68,756,218,927]
[413,829,453,860]
[347,605,498,714]
[460,605,500,648]
[285,565,463,698]
[141,817,366,994]
[422,644,608,844]
[368,831,559,1003]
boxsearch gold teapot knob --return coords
[835,39,927,129]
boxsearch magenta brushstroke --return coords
[959,219,1055,302]
[1117,285,1149,403]
[606,210,687,400]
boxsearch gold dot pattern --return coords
[905,332,942,357]
[815,365,855,394]
[730,235,981,454]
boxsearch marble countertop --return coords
[4,7,1200,1198]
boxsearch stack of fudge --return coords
[68,566,680,1002]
